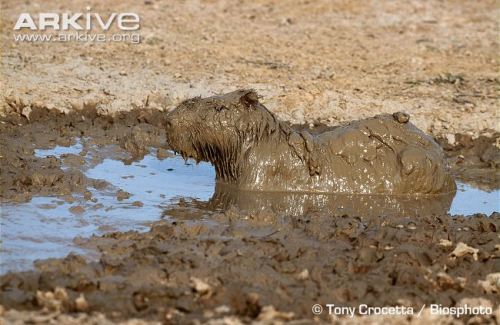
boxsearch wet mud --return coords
[0,105,169,202]
[1,104,499,323]
[1,206,499,323]
[166,90,456,194]
[437,134,500,191]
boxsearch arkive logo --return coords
[13,7,140,31]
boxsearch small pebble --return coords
[297,269,309,280]
[75,294,88,312]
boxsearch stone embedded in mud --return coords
[166,90,456,194]
[436,272,460,290]
[450,242,479,261]
[478,273,500,294]
[296,269,309,280]
[257,306,294,322]
[439,239,453,247]
[75,293,89,312]
[35,287,69,312]
[190,277,212,296]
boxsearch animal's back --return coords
[314,113,456,194]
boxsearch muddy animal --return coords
[166,90,456,195]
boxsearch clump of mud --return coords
[437,134,500,190]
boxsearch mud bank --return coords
[1,106,499,323]
[437,134,500,191]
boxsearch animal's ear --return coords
[238,90,259,108]
[214,104,227,112]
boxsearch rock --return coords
[215,305,231,314]
[21,106,32,120]
[190,277,212,295]
[83,190,93,200]
[478,273,500,293]
[257,305,294,321]
[297,269,309,280]
[436,272,455,289]
[75,293,89,312]
[36,287,69,312]
[438,239,453,247]
[450,242,479,261]
[446,133,456,146]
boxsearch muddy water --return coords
[450,182,500,215]
[0,141,498,273]
[1,142,214,273]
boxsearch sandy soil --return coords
[1,0,499,139]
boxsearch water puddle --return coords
[2,142,214,273]
[449,182,499,215]
[1,140,498,273]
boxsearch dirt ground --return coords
[1,0,499,324]
[1,0,499,137]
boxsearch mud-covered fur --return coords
[166,90,291,182]
[166,90,456,194]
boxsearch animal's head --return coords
[166,90,286,171]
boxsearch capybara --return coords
[166,90,456,195]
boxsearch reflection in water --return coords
[210,184,455,218]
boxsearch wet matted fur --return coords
[166,90,456,195]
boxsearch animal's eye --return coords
[215,105,226,112]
